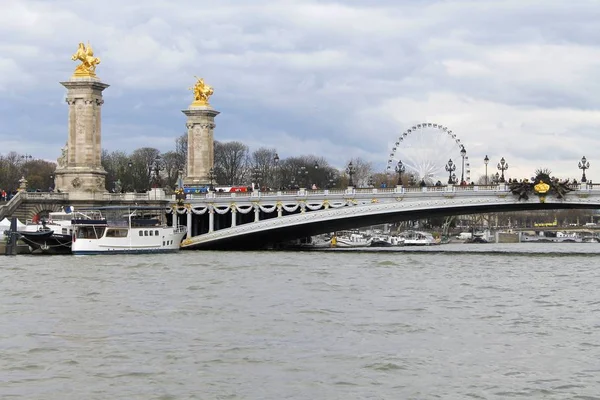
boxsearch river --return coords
[1,243,600,399]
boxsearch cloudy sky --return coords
[2,0,600,182]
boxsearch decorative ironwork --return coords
[509,168,573,201]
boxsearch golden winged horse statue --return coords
[189,76,214,106]
[71,42,101,77]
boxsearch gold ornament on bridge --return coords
[189,76,214,107]
[71,42,101,78]
[534,181,550,194]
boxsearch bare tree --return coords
[161,151,183,190]
[250,147,278,189]
[131,147,161,191]
[214,141,249,185]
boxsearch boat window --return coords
[144,230,148,236]
[155,230,159,236]
[106,228,128,238]
[162,241,165,246]
[77,226,105,239]
[149,230,153,236]
[139,231,143,236]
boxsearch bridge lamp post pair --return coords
[497,157,508,183]
[395,160,406,186]
[579,156,590,183]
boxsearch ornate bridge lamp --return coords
[127,160,134,192]
[152,155,165,188]
[484,155,489,184]
[252,167,262,191]
[497,157,508,183]
[346,161,356,187]
[493,172,500,184]
[460,145,467,183]
[298,166,309,188]
[445,159,456,184]
[579,156,590,183]
[395,160,405,185]
[451,173,458,185]
[273,153,280,190]
[207,167,216,191]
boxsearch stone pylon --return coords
[182,106,219,186]
[54,77,109,195]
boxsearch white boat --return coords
[71,207,187,255]
[401,230,437,246]
[331,233,372,248]
[18,208,103,254]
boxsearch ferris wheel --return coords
[386,122,471,184]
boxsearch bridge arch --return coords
[386,122,470,183]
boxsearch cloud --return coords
[1,0,600,184]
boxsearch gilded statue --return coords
[189,76,214,106]
[71,42,101,77]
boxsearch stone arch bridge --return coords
[171,183,600,250]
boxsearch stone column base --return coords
[54,168,107,194]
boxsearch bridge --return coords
[167,183,600,250]
[3,46,598,250]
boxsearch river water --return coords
[1,243,600,399]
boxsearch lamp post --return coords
[252,167,261,191]
[298,165,308,188]
[451,173,457,185]
[445,158,456,184]
[21,154,33,162]
[579,156,590,183]
[346,161,356,187]
[497,157,508,183]
[494,172,500,184]
[484,155,489,184]
[207,167,216,191]
[273,153,280,190]
[152,156,164,189]
[409,175,417,187]
[460,145,467,184]
[313,161,319,188]
[395,160,405,185]
[49,174,54,192]
[127,160,133,192]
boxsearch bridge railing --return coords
[23,192,70,201]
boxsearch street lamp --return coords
[445,158,456,184]
[409,175,417,186]
[298,165,308,188]
[152,155,165,188]
[368,176,374,188]
[484,155,489,184]
[127,160,133,192]
[494,172,500,184]
[579,156,590,183]
[451,173,457,185]
[49,174,54,192]
[346,161,356,187]
[460,145,467,184]
[497,157,508,183]
[252,167,261,191]
[207,167,216,191]
[395,160,406,185]
[273,153,280,189]
[21,154,33,162]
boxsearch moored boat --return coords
[18,209,103,254]
[71,206,186,255]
